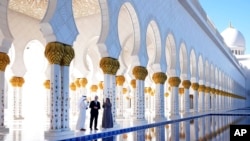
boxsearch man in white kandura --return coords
[76,95,89,131]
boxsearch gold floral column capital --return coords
[70,82,76,91]
[44,42,64,64]
[210,88,215,93]
[168,77,181,87]
[116,75,125,86]
[75,78,81,88]
[61,45,75,66]
[10,77,25,87]
[122,88,127,94]
[80,78,88,87]
[0,52,10,71]
[152,72,167,84]
[205,86,211,93]
[100,57,120,75]
[132,66,148,80]
[98,81,104,90]
[91,85,98,92]
[43,80,50,89]
[198,85,205,92]
[191,83,199,90]
[130,79,136,88]
[179,88,184,94]
[182,80,191,89]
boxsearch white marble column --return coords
[198,85,205,113]
[49,64,62,132]
[179,88,184,113]
[100,57,120,126]
[191,83,199,114]
[130,79,136,116]
[204,86,211,112]
[44,80,51,117]
[10,77,25,120]
[182,80,191,116]
[132,66,148,123]
[44,42,74,137]
[0,70,8,132]
[61,66,70,131]
[116,75,125,119]
[168,77,181,119]
[69,82,76,116]
[60,46,74,131]
[152,72,167,121]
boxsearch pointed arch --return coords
[179,42,188,79]
[165,33,177,76]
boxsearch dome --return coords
[221,25,246,48]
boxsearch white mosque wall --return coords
[2,0,249,125]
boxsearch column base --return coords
[133,118,148,125]
[181,112,191,117]
[116,116,125,121]
[14,116,24,120]
[169,114,180,120]
[44,130,74,140]
[154,116,167,122]
[0,127,9,133]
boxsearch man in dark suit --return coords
[89,95,100,130]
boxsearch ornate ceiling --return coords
[9,0,100,20]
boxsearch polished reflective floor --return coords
[1,108,250,141]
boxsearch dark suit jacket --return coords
[89,100,100,115]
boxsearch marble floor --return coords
[1,108,250,141]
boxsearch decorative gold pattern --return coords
[44,42,64,64]
[122,88,127,94]
[182,80,191,89]
[9,0,100,20]
[168,77,181,87]
[130,79,136,88]
[164,92,169,97]
[74,78,81,88]
[132,66,148,80]
[210,88,215,93]
[144,87,152,93]
[70,82,76,91]
[191,83,199,90]
[100,57,120,75]
[152,72,167,84]
[43,80,50,89]
[116,75,125,86]
[0,52,10,71]
[10,77,25,87]
[90,85,98,92]
[205,87,211,93]
[198,85,205,92]
[179,88,184,94]
[80,78,88,87]
[61,45,75,66]
[98,81,104,89]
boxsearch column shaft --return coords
[61,66,70,131]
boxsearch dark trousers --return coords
[90,113,98,129]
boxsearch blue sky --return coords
[199,0,250,54]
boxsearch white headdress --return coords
[78,96,86,110]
